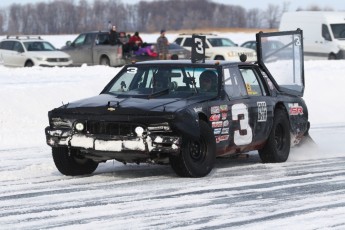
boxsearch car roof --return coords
[130,59,253,66]
[4,35,43,40]
[177,33,221,38]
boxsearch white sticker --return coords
[257,101,267,122]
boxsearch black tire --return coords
[171,54,178,60]
[52,147,99,176]
[25,61,34,67]
[259,109,290,163]
[100,56,110,66]
[328,53,337,60]
[170,120,216,177]
[214,55,225,60]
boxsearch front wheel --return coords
[214,55,225,60]
[259,109,290,163]
[52,147,99,176]
[170,120,216,177]
[25,61,34,67]
[328,53,337,60]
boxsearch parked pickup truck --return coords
[61,31,126,67]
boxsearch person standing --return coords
[156,29,169,60]
[109,25,119,45]
[107,20,112,31]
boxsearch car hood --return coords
[60,93,210,114]
[209,46,256,53]
[50,93,213,140]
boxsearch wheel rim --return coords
[189,138,206,163]
[275,124,285,150]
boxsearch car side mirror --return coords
[66,41,72,46]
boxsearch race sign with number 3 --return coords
[191,34,205,63]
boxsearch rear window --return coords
[0,41,14,50]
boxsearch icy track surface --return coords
[0,57,345,229]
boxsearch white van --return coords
[279,11,345,60]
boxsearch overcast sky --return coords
[0,0,343,11]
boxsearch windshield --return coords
[330,24,345,39]
[207,38,236,47]
[104,65,219,98]
[24,41,56,51]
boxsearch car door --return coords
[66,33,94,65]
[7,41,27,67]
[239,66,274,145]
[220,66,273,154]
[0,41,15,67]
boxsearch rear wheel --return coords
[52,147,99,176]
[100,56,110,66]
[170,120,216,177]
[259,109,290,163]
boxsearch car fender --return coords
[280,100,309,137]
[173,107,200,141]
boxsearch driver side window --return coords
[74,34,87,46]
[322,24,332,41]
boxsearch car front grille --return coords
[241,52,255,57]
[86,121,141,136]
[47,58,70,62]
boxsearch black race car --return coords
[45,30,310,177]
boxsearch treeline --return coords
[0,0,334,35]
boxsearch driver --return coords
[199,70,217,92]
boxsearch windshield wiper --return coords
[148,88,170,99]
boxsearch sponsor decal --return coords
[213,128,221,135]
[193,107,202,112]
[257,101,267,122]
[223,120,229,127]
[221,128,229,134]
[212,121,223,128]
[221,112,227,120]
[215,135,230,143]
[288,103,304,115]
[219,105,228,112]
[210,106,220,114]
[209,114,221,122]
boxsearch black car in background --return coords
[241,40,293,62]
[45,30,310,178]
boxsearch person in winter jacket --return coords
[109,25,119,45]
[128,31,143,51]
[156,29,169,60]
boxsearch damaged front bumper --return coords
[45,126,181,162]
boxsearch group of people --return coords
[108,22,170,60]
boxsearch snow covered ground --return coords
[0,33,345,229]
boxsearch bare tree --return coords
[7,4,21,34]
[0,10,6,34]
[3,0,336,35]
[264,4,280,29]
[246,8,263,28]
